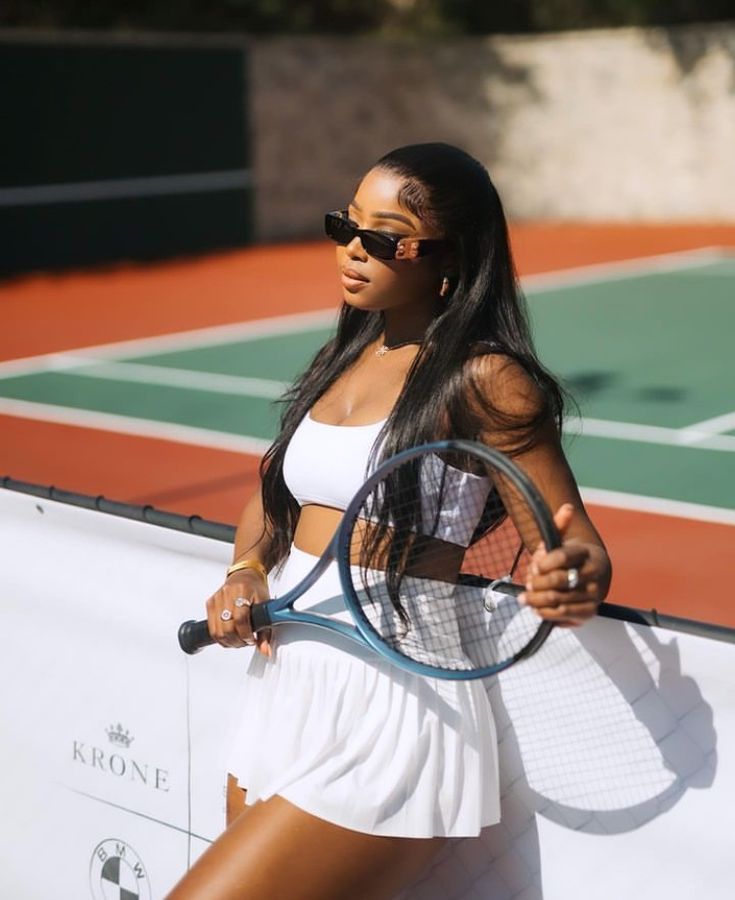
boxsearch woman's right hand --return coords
[205,569,272,656]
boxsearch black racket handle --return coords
[178,604,272,655]
[178,619,214,654]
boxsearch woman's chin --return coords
[342,289,380,310]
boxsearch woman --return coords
[168,143,611,900]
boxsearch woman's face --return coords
[335,167,446,314]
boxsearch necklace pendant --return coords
[375,345,389,358]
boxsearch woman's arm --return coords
[232,487,272,566]
[507,422,612,626]
[206,486,275,654]
[473,354,612,626]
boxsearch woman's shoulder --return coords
[466,341,536,385]
[465,343,546,419]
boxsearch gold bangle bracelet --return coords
[226,558,268,582]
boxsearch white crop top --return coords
[283,412,387,512]
[282,412,492,547]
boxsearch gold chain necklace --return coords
[374,340,422,358]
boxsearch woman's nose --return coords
[345,235,367,260]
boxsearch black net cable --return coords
[2,474,733,645]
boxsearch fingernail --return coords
[518,593,527,606]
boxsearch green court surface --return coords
[534,270,733,427]
[1,255,733,512]
[132,330,333,382]
[531,265,735,510]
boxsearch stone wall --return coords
[249,24,735,239]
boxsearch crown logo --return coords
[106,723,134,748]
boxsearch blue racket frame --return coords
[246,439,558,680]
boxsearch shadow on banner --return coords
[408,618,720,899]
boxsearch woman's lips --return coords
[341,268,370,291]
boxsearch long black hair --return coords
[258,143,567,570]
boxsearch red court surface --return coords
[4,223,735,361]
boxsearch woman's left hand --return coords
[520,503,609,627]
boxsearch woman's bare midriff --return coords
[292,504,465,581]
[293,504,344,556]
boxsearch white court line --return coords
[0,308,338,379]
[581,486,735,526]
[571,417,735,452]
[0,246,730,381]
[6,357,731,450]
[45,357,290,399]
[679,410,735,440]
[15,359,735,450]
[2,398,733,524]
[520,245,731,292]
[0,398,270,455]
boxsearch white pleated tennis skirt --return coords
[225,545,500,838]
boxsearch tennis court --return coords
[2,232,734,626]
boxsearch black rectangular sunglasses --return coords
[324,210,445,261]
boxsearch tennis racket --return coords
[178,439,560,679]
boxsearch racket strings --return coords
[349,449,549,672]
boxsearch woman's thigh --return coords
[167,793,445,900]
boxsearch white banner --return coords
[0,487,733,899]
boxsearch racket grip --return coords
[178,619,214,654]
[250,602,272,632]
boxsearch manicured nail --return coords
[518,593,527,606]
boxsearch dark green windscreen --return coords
[0,41,251,274]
